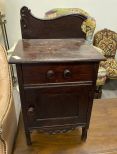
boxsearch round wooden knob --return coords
[64,69,71,78]
[28,107,34,113]
[47,70,55,79]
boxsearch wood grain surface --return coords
[20,6,87,39]
[13,98,117,154]
[9,39,105,64]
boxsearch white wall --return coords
[6,0,117,47]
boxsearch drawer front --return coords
[22,63,94,84]
[23,84,93,128]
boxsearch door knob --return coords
[64,69,72,78]
[47,70,55,79]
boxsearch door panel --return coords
[24,84,93,127]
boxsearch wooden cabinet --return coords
[9,39,105,145]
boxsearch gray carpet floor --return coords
[101,80,117,99]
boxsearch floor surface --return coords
[13,98,117,154]
[102,80,117,99]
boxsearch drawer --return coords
[22,63,94,84]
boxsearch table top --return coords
[9,39,105,64]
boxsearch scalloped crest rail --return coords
[20,6,87,39]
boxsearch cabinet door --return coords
[24,84,93,128]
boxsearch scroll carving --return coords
[20,6,31,29]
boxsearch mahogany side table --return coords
[9,39,105,145]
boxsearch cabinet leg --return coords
[25,130,32,145]
[95,85,103,99]
[81,127,88,142]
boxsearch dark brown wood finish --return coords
[9,39,105,64]
[14,99,117,154]
[20,7,87,39]
[9,7,105,145]
[22,63,94,85]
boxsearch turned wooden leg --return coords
[81,127,88,142]
[25,130,32,145]
[95,85,103,99]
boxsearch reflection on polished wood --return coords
[13,98,117,154]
